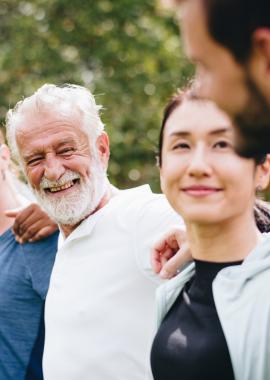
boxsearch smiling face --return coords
[16,110,109,226]
[160,99,263,225]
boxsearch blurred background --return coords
[0,0,194,192]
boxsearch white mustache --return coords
[40,170,81,190]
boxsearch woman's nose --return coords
[187,146,212,177]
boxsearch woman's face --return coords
[160,100,263,225]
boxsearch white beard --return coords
[32,163,107,226]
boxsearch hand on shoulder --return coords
[5,203,58,244]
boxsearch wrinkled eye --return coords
[27,157,42,166]
[59,148,75,155]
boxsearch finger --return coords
[160,247,175,265]
[152,238,169,254]
[28,225,58,242]
[151,227,187,274]
[14,204,50,238]
[13,205,37,236]
[153,235,177,255]
[166,235,180,250]
[154,227,185,252]
[160,244,191,279]
[16,219,54,242]
[173,228,187,246]
[151,246,175,274]
[151,248,162,274]
[14,215,40,238]
[4,208,23,218]
[15,217,58,243]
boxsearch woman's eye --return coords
[173,142,190,150]
[213,140,231,149]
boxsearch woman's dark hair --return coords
[254,200,270,232]
[201,0,270,64]
[158,89,197,168]
[158,89,266,167]
[158,88,270,232]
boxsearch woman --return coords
[150,91,270,380]
[0,130,59,379]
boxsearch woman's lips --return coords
[181,185,222,197]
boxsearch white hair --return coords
[5,83,105,164]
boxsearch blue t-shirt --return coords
[0,228,58,380]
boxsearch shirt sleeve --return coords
[133,193,184,282]
[22,231,59,299]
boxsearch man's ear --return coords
[253,28,270,70]
[249,28,270,99]
[96,132,110,170]
[255,154,270,191]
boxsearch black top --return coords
[151,259,242,380]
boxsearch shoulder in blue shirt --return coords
[0,228,58,380]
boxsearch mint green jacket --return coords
[156,234,270,380]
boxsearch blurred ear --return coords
[96,132,110,170]
[0,144,10,170]
[250,28,270,96]
[253,28,270,68]
[255,154,270,191]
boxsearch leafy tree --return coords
[0,0,194,190]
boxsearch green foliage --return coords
[0,0,194,190]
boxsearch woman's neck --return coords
[186,212,262,263]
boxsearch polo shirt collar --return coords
[58,197,114,249]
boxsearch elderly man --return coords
[6,83,181,380]
[169,0,270,157]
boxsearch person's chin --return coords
[234,76,270,157]
[233,121,270,158]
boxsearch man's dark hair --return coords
[202,0,270,63]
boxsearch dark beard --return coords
[233,75,270,158]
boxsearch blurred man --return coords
[6,83,181,380]
[0,130,59,380]
[170,0,270,157]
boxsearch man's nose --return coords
[44,157,65,182]
[194,73,211,100]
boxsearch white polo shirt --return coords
[43,185,182,380]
